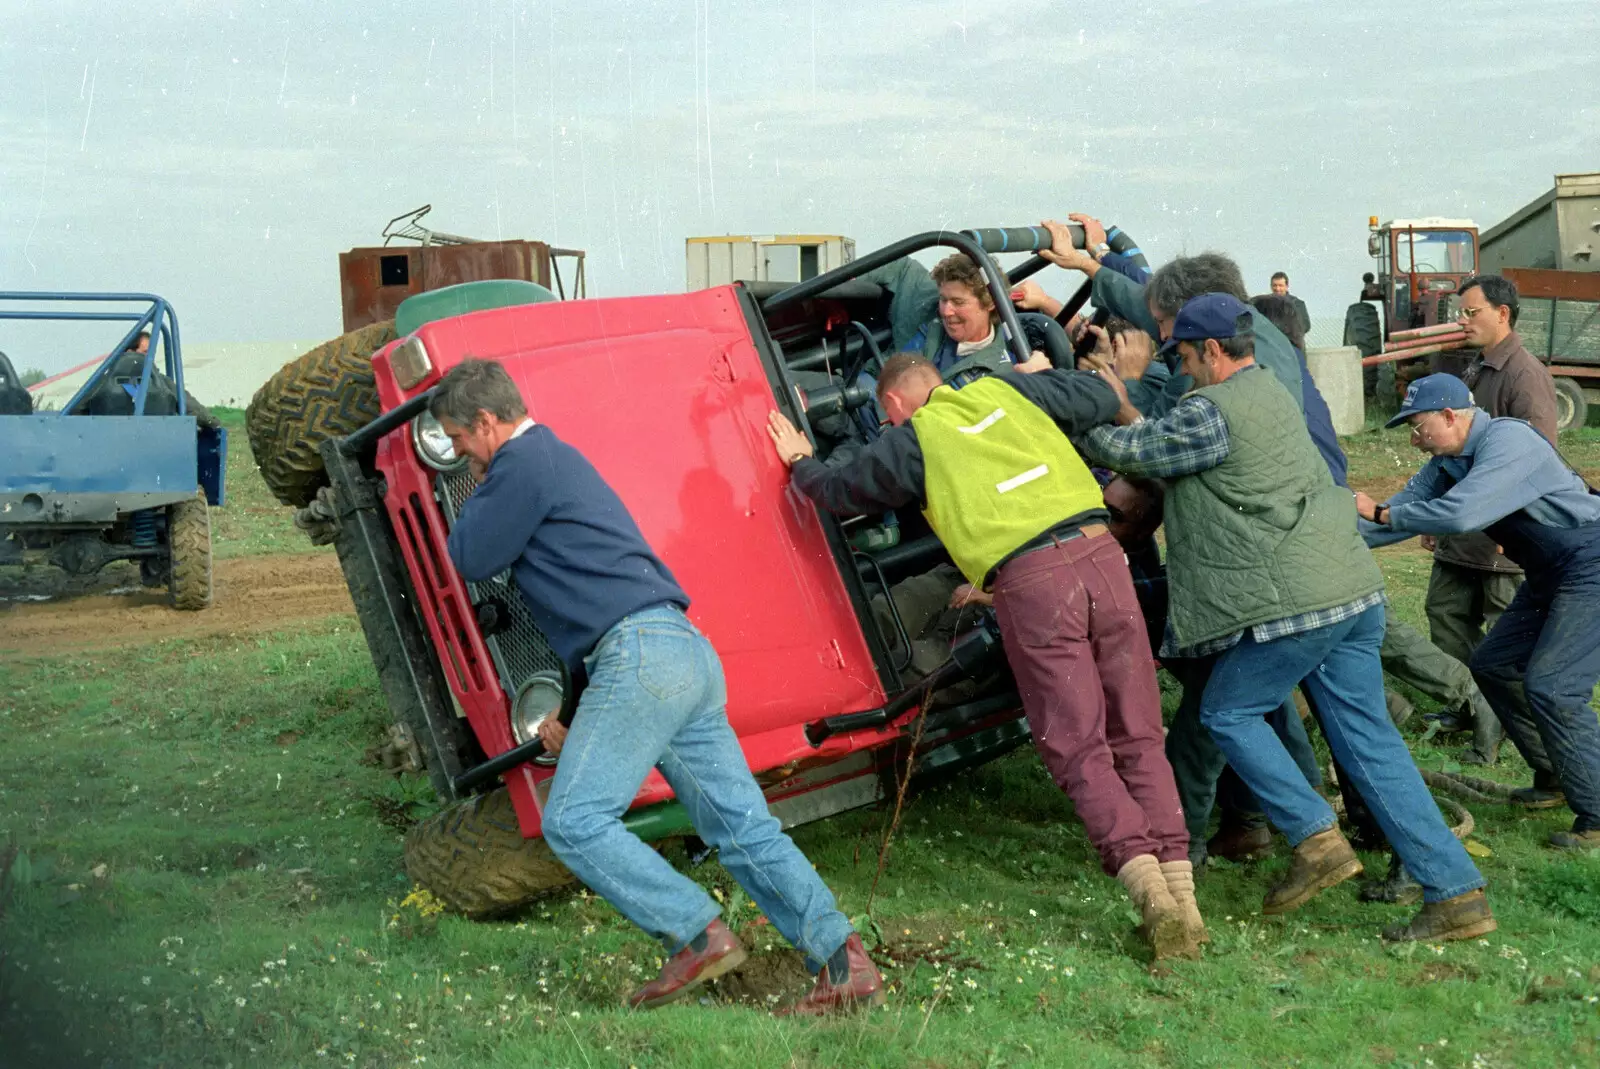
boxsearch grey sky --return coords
[1,0,1596,373]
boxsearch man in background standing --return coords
[1269,272,1312,337]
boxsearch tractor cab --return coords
[1368,217,1479,337]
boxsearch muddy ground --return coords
[0,551,351,656]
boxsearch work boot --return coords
[627,919,746,1010]
[780,934,885,1016]
[1116,854,1196,960]
[1461,694,1503,766]
[1159,859,1209,946]
[1381,890,1497,943]
[1384,689,1415,729]
[1510,785,1567,810]
[1206,821,1274,863]
[1358,852,1423,906]
[1548,828,1600,851]
[1422,710,1469,734]
[1262,828,1364,915]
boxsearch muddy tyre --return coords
[167,490,213,610]
[404,787,578,918]
[246,320,398,507]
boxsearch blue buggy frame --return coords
[0,292,224,608]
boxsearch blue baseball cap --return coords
[1158,293,1254,355]
[1385,373,1473,428]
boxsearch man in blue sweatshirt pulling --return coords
[1358,374,1600,851]
[436,358,882,1013]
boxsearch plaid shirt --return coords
[1158,591,1386,659]
[1080,392,1232,478]
[1081,367,1384,658]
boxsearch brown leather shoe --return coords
[780,934,885,1016]
[1262,828,1363,915]
[1207,822,1274,863]
[1382,889,1496,942]
[627,919,747,1010]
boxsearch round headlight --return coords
[412,411,467,473]
[511,671,565,765]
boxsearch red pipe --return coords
[1389,322,1465,342]
[1383,331,1466,355]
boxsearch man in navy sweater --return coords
[436,358,882,1014]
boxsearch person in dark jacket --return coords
[767,355,1204,961]
[1268,272,1312,336]
[1360,373,1600,851]
[437,358,881,1015]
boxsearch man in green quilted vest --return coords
[766,356,1204,961]
[1079,293,1493,943]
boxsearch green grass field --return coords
[2,415,1599,1068]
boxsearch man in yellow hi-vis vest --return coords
[768,354,1201,961]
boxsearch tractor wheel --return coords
[167,490,213,611]
[1342,302,1382,357]
[246,320,398,508]
[1554,376,1589,433]
[1344,302,1383,400]
[403,787,578,918]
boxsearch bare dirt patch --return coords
[0,552,351,656]
[711,948,816,1008]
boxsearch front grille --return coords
[436,469,565,699]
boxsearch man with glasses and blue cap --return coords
[1082,293,1494,942]
[1358,373,1600,852]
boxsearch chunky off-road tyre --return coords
[1343,302,1382,358]
[404,787,578,918]
[1554,376,1589,432]
[246,320,398,507]
[167,490,213,610]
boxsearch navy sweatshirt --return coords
[446,424,689,673]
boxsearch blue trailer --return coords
[0,293,224,609]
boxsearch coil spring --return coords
[128,508,159,548]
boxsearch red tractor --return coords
[260,226,1086,916]
[1345,216,1480,401]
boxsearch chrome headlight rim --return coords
[511,670,567,765]
[411,410,469,473]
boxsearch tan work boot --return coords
[1159,859,1209,946]
[1116,855,1196,961]
[1381,889,1497,942]
[1262,828,1364,915]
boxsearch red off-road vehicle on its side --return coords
[265,227,1101,917]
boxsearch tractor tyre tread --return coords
[403,787,577,919]
[1343,302,1382,358]
[245,321,398,508]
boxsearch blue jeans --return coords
[1471,567,1600,832]
[541,606,854,965]
[1200,604,1484,903]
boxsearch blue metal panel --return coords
[199,426,228,507]
[1,415,196,495]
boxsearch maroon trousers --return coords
[991,529,1189,874]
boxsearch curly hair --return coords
[1146,253,1249,317]
[930,254,995,311]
